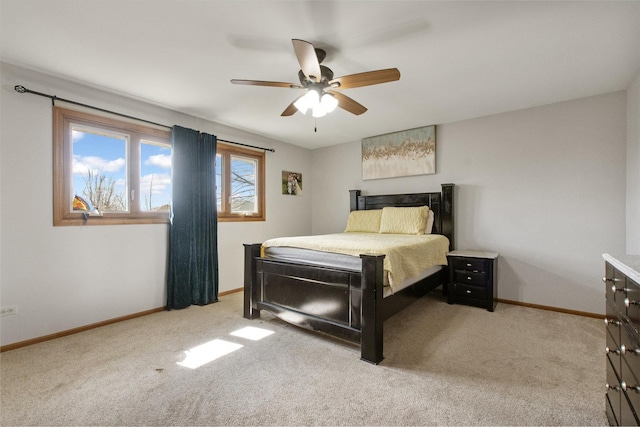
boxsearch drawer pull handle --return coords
[467,277,472,280]
[606,346,622,355]
[604,318,621,327]
[618,345,640,356]
[603,277,623,283]
[611,285,628,293]
[606,382,626,392]
[625,298,638,307]
[466,263,472,267]
[628,384,640,393]
[466,290,472,294]
[611,285,628,294]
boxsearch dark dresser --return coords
[604,253,640,426]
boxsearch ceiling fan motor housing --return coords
[298,65,334,87]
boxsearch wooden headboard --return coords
[348,183,454,251]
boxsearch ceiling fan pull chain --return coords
[314,118,317,133]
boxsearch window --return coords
[53,107,172,226]
[216,143,265,222]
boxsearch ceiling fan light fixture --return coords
[320,93,338,113]
[294,89,320,114]
[311,105,327,118]
[296,90,338,117]
[293,97,309,114]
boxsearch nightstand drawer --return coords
[451,283,486,300]
[451,257,488,273]
[454,270,487,287]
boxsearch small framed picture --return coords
[282,171,302,196]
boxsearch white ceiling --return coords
[2,1,639,149]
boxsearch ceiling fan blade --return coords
[327,91,367,115]
[231,79,302,89]
[329,68,400,89]
[281,100,299,116]
[292,39,321,83]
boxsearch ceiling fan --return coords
[231,39,400,118]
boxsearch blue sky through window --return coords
[72,129,172,211]
[140,141,172,211]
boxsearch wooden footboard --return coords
[243,243,386,363]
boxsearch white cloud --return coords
[72,130,85,142]
[141,172,171,195]
[145,154,171,169]
[73,155,125,175]
[114,178,127,189]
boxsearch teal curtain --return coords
[166,125,219,309]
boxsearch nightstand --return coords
[447,250,499,311]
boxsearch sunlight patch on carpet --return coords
[177,339,243,369]
[229,326,274,341]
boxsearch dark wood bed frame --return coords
[243,183,454,364]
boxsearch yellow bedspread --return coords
[261,233,450,293]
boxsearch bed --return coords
[243,183,454,364]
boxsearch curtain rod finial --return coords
[14,85,26,93]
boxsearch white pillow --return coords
[379,206,430,235]
[425,209,435,234]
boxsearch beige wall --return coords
[311,92,628,314]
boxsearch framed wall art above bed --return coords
[361,125,436,180]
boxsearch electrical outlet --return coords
[0,306,17,317]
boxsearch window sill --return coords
[218,215,265,223]
[54,213,170,226]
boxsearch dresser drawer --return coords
[606,262,623,304]
[607,392,619,427]
[607,301,622,350]
[608,326,622,375]
[607,354,622,426]
[606,262,631,318]
[626,278,640,327]
[451,257,488,273]
[453,270,487,287]
[622,327,640,421]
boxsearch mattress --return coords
[262,232,449,296]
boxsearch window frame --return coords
[53,106,172,226]
[216,142,266,222]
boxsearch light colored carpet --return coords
[1,290,606,426]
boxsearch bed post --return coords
[243,243,261,319]
[349,190,361,211]
[441,183,454,251]
[360,254,385,364]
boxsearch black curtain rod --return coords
[14,85,275,153]
[216,138,275,153]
